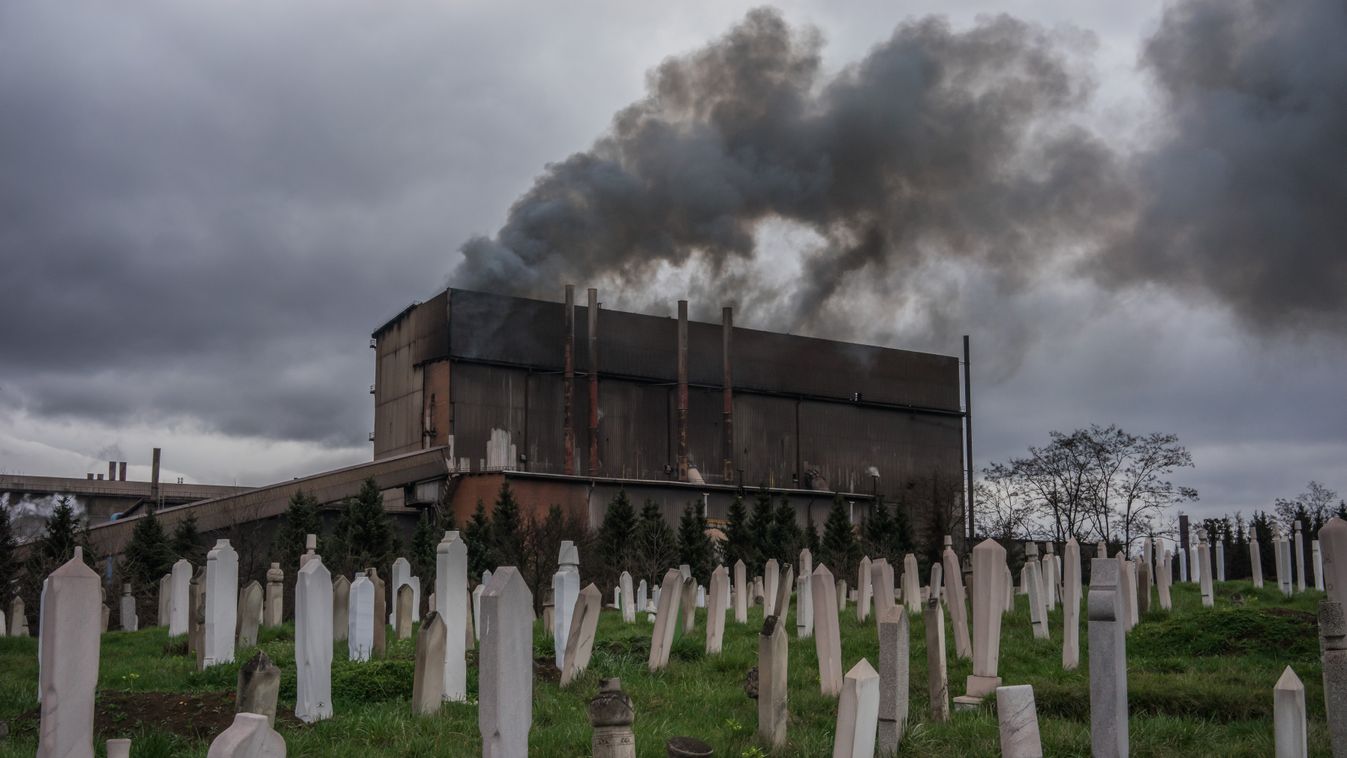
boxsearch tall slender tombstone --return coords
[1178,548,1188,584]
[236,581,262,648]
[733,560,748,623]
[295,557,333,724]
[996,685,1044,758]
[1025,544,1048,639]
[956,539,1006,707]
[757,615,789,749]
[1115,553,1138,631]
[774,564,794,632]
[561,584,603,687]
[480,567,533,758]
[1274,666,1307,758]
[189,567,206,669]
[1283,532,1296,596]
[408,576,422,622]
[1315,540,1325,592]
[120,584,138,632]
[38,548,100,758]
[798,549,814,637]
[395,585,415,640]
[204,539,240,667]
[1251,526,1265,588]
[1215,540,1226,582]
[1088,557,1128,758]
[876,606,909,755]
[1318,599,1347,757]
[389,557,411,625]
[1157,551,1173,611]
[169,558,192,637]
[811,564,842,697]
[648,569,684,671]
[1136,562,1151,616]
[1043,543,1059,611]
[553,541,581,669]
[348,574,375,661]
[856,556,872,623]
[206,712,285,758]
[332,575,350,642]
[11,595,26,636]
[836,579,848,613]
[1198,532,1215,608]
[367,568,387,658]
[436,531,468,701]
[158,574,171,627]
[680,577,699,634]
[412,611,447,716]
[1142,537,1154,586]
[871,560,892,618]
[763,559,780,616]
[1294,520,1307,593]
[264,563,284,627]
[1063,538,1082,669]
[1322,519,1347,609]
[1274,531,1290,596]
[620,571,635,623]
[833,659,880,758]
[901,554,921,613]
[925,594,950,721]
[942,536,972,660]
[473,585,486,641]
[706,566,729,655]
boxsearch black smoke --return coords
[453,8,1127,336]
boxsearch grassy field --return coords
[0,579,1329,756]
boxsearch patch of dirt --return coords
[14,691,301,740]
[1263,607,1316,623]
[534,656,561,684]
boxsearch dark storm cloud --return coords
[453,8,1130,339]
[1100,0,1347,332]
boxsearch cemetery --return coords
[0,503,1340,756]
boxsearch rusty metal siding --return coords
[797,401,963,497]
[731,394,799,488]
[373,311,423,459]
[448,363,528,470]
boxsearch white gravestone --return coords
[1063,538,1082,669]
[169,558,192,637]
[996,684,1044,758]
[812,564,842,697]
[553,541,581,669]
[437,531,468,702]
[348,575,374,662]
[389,557,412,625]
[479,567,533,758]
[295,557,333,723]
[204,540,240,667]
[1274,666,1307,758]
[833,659,880,758]
[38,548,100,758]
[206,712,285,758]
[620,571,635,623]
[957,539,1006,705]
[1088,558,1128,758]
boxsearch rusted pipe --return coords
[677,300,689,482]
[588,288,600,476]
[563,285,575,475]
[722,306,734,484]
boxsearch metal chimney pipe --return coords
[118,461,127,481]
[151,447,162,503]
[108,461,116,481]
[722,306,734,484]
[587,288,600,476]
[86,473,94,480]
[676,300,689,482]
[563,285,576,476]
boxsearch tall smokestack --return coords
[587,288,600,476]
[118,461,127,481]
[107,461,116,480]
[150,447,161,504]
[722,306,734,484]
[677,299,689,482]
[563,285,576,476]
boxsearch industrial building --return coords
[372,287,969,545]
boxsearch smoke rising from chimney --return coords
[452,3,1347,342]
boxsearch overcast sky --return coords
[1,0,1343,521]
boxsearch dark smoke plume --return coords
[453,8,1126,337]
[1106,0,1347,332]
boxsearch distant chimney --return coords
[722,305,734,483]
[97,474,104,480]
[563,284,576,476]
[108,461,116,480]
[86,473,94,480]
[151,447,162,503]
[118,461,127,481]
[587,288,600,476]
[677,299,689,482]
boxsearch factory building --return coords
[371,287,969,547]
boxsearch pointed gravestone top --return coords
[1276,665,1303,692]
[559,540,579,568]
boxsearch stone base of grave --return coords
[952,695,987,712]
[963,675,1002,699]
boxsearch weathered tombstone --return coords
[1115,553,1137,630]
[851,557,872,622]
[436,531,468,702]
[389,557,411,625]
[1275,531,1291,596]
[348,574,374,661]
[836,579,848,612]
[1323,520,1347,610]
[1063,537,1082,669]
[811,564,842,697]
[733,560,748,623]
[107,739,131,758]
[871,559,893,618]
[1315,540,1325,592]
[833,659,880,758]
[553,541,582,669]
[1156,550,1174,611]
[295,557,333,723]
[588,678,636,758]
[408,576,422,621]
[264,563,284,627]
[942,536,972,660]
[1294,520,1307,593]
[332,575,350,642]
[412,611,447,716]
[206,712,285,758]
[10,595,25,636]
[1215,540,1227,582]
[1178,547,1188,583]
[204,539,240,667]
[38,548,100,758]
[367,568,387,658]
[158,574,171,627]
[797,549,814,638]
[189,567,206,669]
[763,559,780,616]
[924,594,949,721]
[901,554,921,614]
[620,571,636,623]
[648,569,683,671]
[1319,599,1347,757]
[473,585,486,641]
[395,585,414,640]
[1274,666,1307,758]
[169,558,192,636]
[757,615,788,748]
[1251,526,1265,588]
[1198,533,1215,608]
[956,539,1006,707]
[1043,543,1058,611]
[706,566,729,655]
[1025,544,1048,640]
[480,567,533,758]
[996,685,1044,758]
[1136,562,1152,616]
[681,576,699,634]
[236,581,262,648]
[236,650,281,726]
[876,606,909,754]
[561,584,603,686]
[119,583,138,632]
[637,579,649,617]
[1088,557,1128,758]
[773,564,794,633]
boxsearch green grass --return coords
[0,580,1330,756]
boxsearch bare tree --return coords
[1274,481,1339,531]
